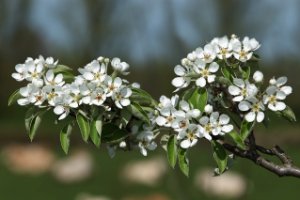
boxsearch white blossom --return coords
[238,97,265,122]
[269,76,292,96]
[228,78,258,102]
[156,107,185,128]
[194,61,219,87]
[263,86,286,111]
[204,104,213,114]
[177,124,202,149]
[195,44,217,63]
[211,36,233,59]
[44,70,65,87]
[171,65,191,90]
[18,84,46,106]
[112,87,132,108]
[253,71,264,83]
[199,112,233,141]
[78,60,107,83]
[157,95,179,110]
[111,57,130,75]
[232,36,260,62]
[137,131,157,156]
[12,64,27,81]
[105,76,123,97]
[24,60,44,87]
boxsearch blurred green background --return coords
[1,0,300,199]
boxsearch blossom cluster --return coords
[172,35,260,91]
[155,95,233,149]
[12,56,133,120]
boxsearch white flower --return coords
[25,60,44,86]
[131,82,140,88]
[112,87,132,109]
[212,36,233,59]
[53,94,74,120]
[156,107,185,128]
[78,60,107,83]
[253,71,264,82]
[232,36,260,62]
[137,131,157,156]
[171,65,191,90]
[105,76,123,97]
[177,124,202,149]
[157,95,179,110]
[91,87,107,106]
[12,64,27,81]
[111,57,129,75]
[194,61,219,87]
[269,76,292,96]
[44,70,65,87]
[42,85,63,106]
[18,84,46,106]
[238,97,265,122]
[44,57,58,68]
[195,44,217,63]
[199,112,233,140]
[204,104,213,114]
[228,78,258,102]
[263,86,286,111]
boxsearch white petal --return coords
[276,77,287,86]
[204,104,213,114]
[190,139,198,147]
[276,91,286,100]
[207,75,216,83]
[114,77,122,87]
[275,102,286,111]
[17,98,30,106]
[228,86,241,95]
[54,74,64,83]
[156,116,167,126]
[172,77,185,87]
[210,112,219,123]
[196,77,206,87]
[208,62,219,73]
[281,86,292,95]
[179,100,190,111]
[245,112,256,122]
[253,71,263,82]
[238,101,251,111]
[83,72,94,80]
[120,98,130,107]
[222,125,233,133]
[219,114,230,125]
[54,106,65,115]
[189,109,201,118]
[199,116,209,125]
[233,78,245,87]
[46,70,54,81]
[212,127,221,135]
[256,112,265,122]
[268,103,277,111]
[174,65,186,76]
[180,140,191,149]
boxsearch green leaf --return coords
[221,65,232,82]
[60,123,73,154]
[53,64,73,73]
[228,131,246,150]
[281,106,297,122]
[188,88,208,112]
[211,140,228,174]
[167,135,177,168]
[120,108,132,128]
[29,113,42,141]
[129,103,150,124]
[90,116,102,148]
[178,148,189,177]
[102,124,129,144]
[240,66,251,80]
[76,113,90,142]
[25,107,38,134]
[240,120,255,141]
[182,87,195,101]
[131,88,157,106]
[8,89,21,106]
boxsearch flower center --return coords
[220,48,227,55]
[187,132,196,140]
[239,50,247,59]
[252,103,260,112]
[203,53,211,61]
[268,95,277,105]
[241,88,247,97]
[201,68,210,77]
[204,123,212,133]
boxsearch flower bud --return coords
[204,104,213,114]
[253,71,263,82]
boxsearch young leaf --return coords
[8,89,21,106]
[240,65,251,80]
[182,87,195,101]
[281,106,297,122]
[240,120,255,141]
[129,102,150,124]
[228,131,246,150]
[120,108,132,128]
[178,148,189,177]
[167,135,177,168]
[60,123,73,154]
[211,140,228,174]
[131,88,157,106]
[90,116,102,148]
[76,113,90,142]
[24,107,38,134]
[29,113,42,141]
[221,65,232,82]
[188,88,208,112]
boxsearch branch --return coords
[223,142,300,178]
